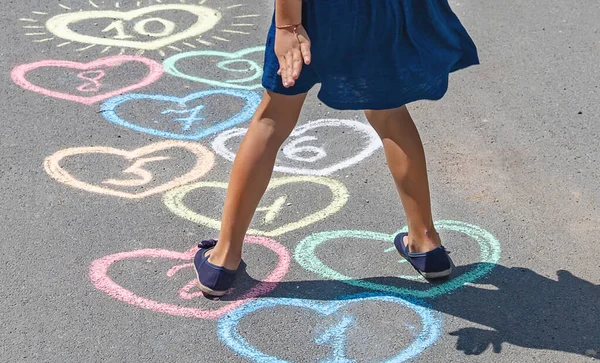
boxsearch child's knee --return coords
[250,117,294,147]
[364,106,410,136]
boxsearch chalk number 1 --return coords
[316,316,356,363]
[102,18,176,39]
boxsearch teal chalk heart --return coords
[217,293,443,363]
[163,46,265,90]
[294,220,501,299]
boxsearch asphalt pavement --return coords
[0,0,598,362]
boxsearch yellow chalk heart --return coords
[46,4,221,50]
[163,176,348,236]
[44,141,214,199]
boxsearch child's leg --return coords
[364,106,441,253]
[207,91,307,270]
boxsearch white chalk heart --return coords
[212,119,382,176]
[45,4,221,50]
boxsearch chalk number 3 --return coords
[102,18,176,39]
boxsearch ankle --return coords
[406,229,441,253]
[207,249,241,270]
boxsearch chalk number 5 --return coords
[102,18,176,39]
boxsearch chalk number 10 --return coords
[102,18,176,39]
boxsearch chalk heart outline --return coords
[89,236,291,320]
[163,176,349,236]
[163,46,265,90]
[212,119,382,176]
[44,140,215,199]
[217,293,442,363]
[46,4,222,50]
[294,220,501,299]
[10,56,164,105]
[101,89,261,140]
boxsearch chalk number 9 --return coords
[102,18,176,39]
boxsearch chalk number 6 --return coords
[102,18,176,39]
[282,136,327,163]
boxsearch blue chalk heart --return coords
[218,293,442,363]
[101,89,261,141]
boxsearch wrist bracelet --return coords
[276,23,301,33]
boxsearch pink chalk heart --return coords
[89,236,290,320]
[11,56,163,105]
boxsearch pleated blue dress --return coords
[261,0,480,110]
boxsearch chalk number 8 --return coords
[102,18,176,39]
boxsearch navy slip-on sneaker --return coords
[193,239,238,297]
[394,232,453,279]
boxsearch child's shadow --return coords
[228,262,599,358]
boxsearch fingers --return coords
[277,54,295,88]
[299,37,311,65]
[292,49,303,80]
[277,55,287,87]
[286,52,294,86]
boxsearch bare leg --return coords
[208,91,307,269]
[364,106,441,253]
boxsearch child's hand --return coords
[275,25,311,88]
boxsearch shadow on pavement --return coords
[226,262,599,358]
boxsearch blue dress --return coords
[261,0,479,110]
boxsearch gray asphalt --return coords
[1,0,598,362]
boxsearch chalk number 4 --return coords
[102,18,176,39]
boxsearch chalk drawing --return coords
[161,104,206,131]
[217,293,442,363]
[44,141,214,199]
[45,4,222,50]
[102,156,171,187]
[294,220,501,299]
[163,176,349,237]
[101,89,261,140]
[10,56,163,105]
[212,119,382,176]
[76,70,106,92]
[163,46,265,90]
[315,315,355,363]
[88,236,290,320]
